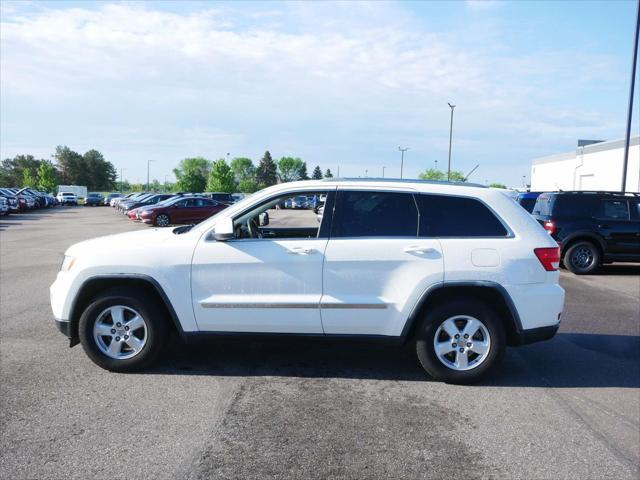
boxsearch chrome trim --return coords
[201,302,318,309]
[321,303,388,309]
[200,302,388,309]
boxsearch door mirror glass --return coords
[213,217,234,241]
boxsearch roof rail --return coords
[555,191,639,196]
[322,177,487,188]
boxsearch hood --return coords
[66,228,176,257]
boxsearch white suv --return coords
[57,192,78,205]
[50,180,564,383]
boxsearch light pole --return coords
[398,146,409,179]
[622,0,639,193]
[146,160,155,192]
[382,166,386,178]
[226,152,230,163]
[447,102,456,181]
[365,169,368,178]
[119,168,126,192]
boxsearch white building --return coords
[530,136,640,193]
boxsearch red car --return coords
[137,196,228,227]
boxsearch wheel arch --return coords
[68,274,184,346]
[401,281,524,346]
[560,232,605,257]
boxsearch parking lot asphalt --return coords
[1,207,639,479]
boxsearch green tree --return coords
[230,157,255,182]
[255,151,278,188]
[22,168,37,188]
[312,165,323,180]
[83,149,116,190]
[173,157,211,192]
[37,161,58,193]
[448,170,467,182]
[418,168,445,181]
[489,182,507,189]
[54,146,85,185]
[1,154,46,187]
[297,162,309,180]
[150,179,162,192]
[277,157,305,182]
[324,168,333,178]
[238,178,259,193]
[207,159,237,193]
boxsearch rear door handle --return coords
[404,245,436,254]
[288,247,316,255]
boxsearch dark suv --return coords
[532,192,640,274]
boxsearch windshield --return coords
[61,192,75,196]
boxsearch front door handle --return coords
[404,245,436,254]
[288,247,316,255]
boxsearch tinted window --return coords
[552,196,597,217]
[518,198,537,213]
[598,200,629,220]
[416,194,508,237]
[630,200,640,220]
[332,191,418,238]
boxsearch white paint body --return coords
[51,180,565,337]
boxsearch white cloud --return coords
[0,2,629,185]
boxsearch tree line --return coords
[172,151,334,193]
[0,146,117,192]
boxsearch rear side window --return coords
[332,191,418,237]
[416,194,508,237]
[598,200,629,220]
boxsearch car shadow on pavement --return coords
[148,332,640,389]
[593,264,640,276]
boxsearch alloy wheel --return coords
[93,305,148,360]
[156,214,170,227]
[433,315,491,371]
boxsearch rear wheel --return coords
[155,214,170,227]
[564,241,599,274]
[78,288,167,372]
[415,299,505,384]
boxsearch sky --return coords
[1,0,638,187]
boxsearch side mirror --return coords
[213,217,234,241]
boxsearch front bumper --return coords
[54,318,71,337]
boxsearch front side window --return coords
[598,200,629,220]
[331,191,418,238]
[416,194,508,237]
[233,190,331,240]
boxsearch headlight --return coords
[60,255,76,272]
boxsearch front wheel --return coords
[563,241,600,274]
[415,299,505,384]
[155,214,170,227]
[78,288,167,372]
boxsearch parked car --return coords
[0,189,20,212]
[138,196,228,227]
[112,192,139,207]
[51,179,564,384]
[122,194,175,214]
[0,196,8,215]
[517,192,543,213]
[84,193,104,206]
[117,193,153,213]
[57,192,78,206]
[104,193,123,206]
[204,192,235,205]
[291,195,309,209]
[532,191,640,274]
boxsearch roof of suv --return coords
[540,191,639,197]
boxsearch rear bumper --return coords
[512,324,559,346]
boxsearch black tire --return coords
[563,241,600,275]
[78,287,168,372]
[415,299,506,384]
[155,214,170,227]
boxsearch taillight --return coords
[534,247,561,271]
[543,220,556,235]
